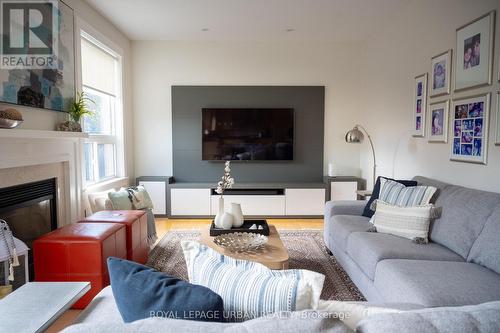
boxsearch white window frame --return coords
[76,18,126,188]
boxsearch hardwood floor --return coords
[48,218,323,331]
[155,218,324,241]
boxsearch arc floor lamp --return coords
[345,125,377,186]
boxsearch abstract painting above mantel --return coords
[0,1,75,112]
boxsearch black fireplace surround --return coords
[0,178,57,288]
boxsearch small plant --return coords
[68,91,95,123]
[215,161,235,197]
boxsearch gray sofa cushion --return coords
[428,184,500,259]
[329,215,372,251]
[412,176,450,200]
[374,260,500,307]
[468,203,500,275]
[325,200,367,218]
[346,233,463,280]
[357,301,500,333]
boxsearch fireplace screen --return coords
[0,178,57,289]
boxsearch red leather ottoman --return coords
[33,223,127,309]
[80,210,149,264]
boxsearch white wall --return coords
[359,0,500,192]
[0,0,135,181]
[132,41,363,178]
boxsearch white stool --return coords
[0,237,29,285]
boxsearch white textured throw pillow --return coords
[181,240,325,321]
[371,200,436,243]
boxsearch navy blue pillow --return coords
[107,257,224,323]
[362,176,418,218]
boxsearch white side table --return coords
[0,282,91,333]
[0,237,29,284]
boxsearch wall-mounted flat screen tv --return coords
[202,108,294,161]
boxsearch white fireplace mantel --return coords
[0,129,88,225]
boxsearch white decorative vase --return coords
[220,212,234,230]
[214,197,225,228]
[230,203,244,228]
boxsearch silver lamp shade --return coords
[344,124,377,187]
[345,126,364,143]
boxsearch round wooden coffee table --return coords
[200,225,289,269]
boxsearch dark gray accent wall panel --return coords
[172,86,324,182]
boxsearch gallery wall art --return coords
[0,1,75,112]
[413,74,427,137]
[428,100,449,143]
[451,94,490,164]
[430,50,452,97]
[454,11,495,91]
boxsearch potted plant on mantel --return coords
[56,92,94,132]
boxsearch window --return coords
[80,33,123,185]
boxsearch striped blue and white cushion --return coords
[378,178,437,207]
[181,241,325,321]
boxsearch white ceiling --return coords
[85,0,410,42]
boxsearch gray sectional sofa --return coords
[61,175,500,332]
[324,176,500,307]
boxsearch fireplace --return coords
[0,178,57,289]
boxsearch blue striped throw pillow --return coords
[378,178,437,207]
[181,241,325,322]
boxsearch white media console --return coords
[135,176,363,218]
[168,183,327,217]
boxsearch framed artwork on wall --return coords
[454,11,495,92]
[451,93,490,164]
[413,73,427,137]
[0,1,75,112]
[496,92,500,146]
[430,50,452,97]
[428,100,449,143]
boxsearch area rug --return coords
[147,229,365,301]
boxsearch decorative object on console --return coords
[181,240,325,321]
[413,73,427,137]
[56,91,95,132]
[362,177,418,218]
[230,203,244,228]
[0,1,75,112]
[430,50,452,97]
[327,163,338,177]
[345,125,377,186]
[0,108,23,129]
[214,161,235,229]
[451,93,490,164]
[454,11,495,92]
[107,257,224,323]
[428,100,449,143]
[370,200,439,244]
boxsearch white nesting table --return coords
[0,282,90,333]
